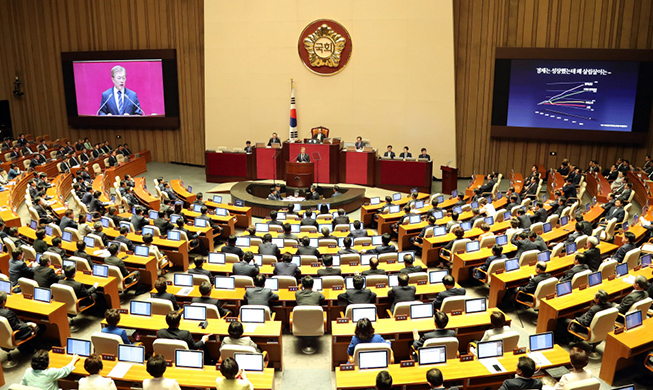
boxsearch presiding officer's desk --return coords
[6,294,70,346]
[488,242,619,307]
[330,311,512,368]
[335,345,570,390]
[600,316,653,385]
[102,312,284,370]
[48,352,275,389]
[164,282,447,330]
[536,266,653,333]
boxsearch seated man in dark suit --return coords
[151,277,179,311]
[473,244,507,281]
[347,220,368,238]
[412,311,456,349]
[153,209,175,236]
[157,311,209,350]
[34,256,64,288]
[301,210,319,227]
[188,257,214,284]
[337,275,376,305]
[258,233,280,259]
[503,261,552,309]
[613,231,637,263]
[296,147,311,162]
[0,291,45,354]
[370,233,396,254]
[221,235,245,259]
[295,276,325,306]
[559,253,589,284]
[398,146,412,159]
[564,223,584,246]
[411,216,437,247]
[317,254,341,276]
[530,201,547,224]
[267,132,281,146]
[511,231,539,259]
[362,257,386,276]
[383,145,395,159]
[244,274,279,307]
[130,207,148,232]
[58,266,99,307]
[296,236,320,257]
[561,177,577,199]
[279,223,299,242]
[604,199,626,223]
[497,356,542,390]
[306,187,320,201]
[388,273,416,312]
[59,209,78,232]
[616,275,649,315]
[432,275,466,311]
[191,281,231,317]
[426,368,459,390]
[338,237,359,255]
[273,253,301,278]
[319,227,338,241]
[399,254,423,275]
[555,289,613,344]
[267,210,284,226]
[515,208,531,229]
[233,251,260,277]
[115,226,136,252]
[267,188,282,201]
[332,209,350,228]
[583,237,601,272]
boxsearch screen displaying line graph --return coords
[506,60,639,132]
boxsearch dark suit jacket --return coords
[617,290,648,314]
[498,377,542,390]
[413,328,456,349]
[559,264,589,284]
[258,242,280,258]
[584,247,601,272]
[399,265,424,274]
[511,236,538,259]
[154,218,174,236]
[130,215,148,232]
[432,287,466,310]
[613,242,636,263]
[388,285,416,311]
[296,246,320,257]
[562,184,577,199]
[348,229,368,238]
[519,272,552,294]
[232,261,259,277]
[333,216,350,227]
[59,216,77,232]
[188,267,214,284]
[317,267,342,276]
[372,244,396,254]
[0,307,32,339]
[221,245,245,259]
[244,287,279,306]
[273,262,300,277]
[157,327,204,350]
[34,265,63,288]
[530,208,547,223]
[301,217,319,227]
[115,235,135,252]
[98,88,142,115]
[337,288,376,304]
[58,278,96,298]
[295,289,325,306]
[296,153,311,163]
[191,296,230,317]
[576,302,613,327]
[105,255,129,277]
[33,239,49,254]
[606,207,625,223]
[152,291,180,311]
[517,215,531,229]
[361,268,386,276]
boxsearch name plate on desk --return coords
[634,265,642,271]
[82,270,92,275]
[339,364,354,371]
[225,317,238,322]
[245,285,255,289]
[288,287,298,291]
[513,347,527,355]
[529,261,537,267]
[337,318,349,324]
[456,250,465,254]
[608,274,616,281]
[459,354,474,362]
[349,262,359,266]
[52,347,65,354]
[400,360,415,367]
[118,309,128,314]
[579,284,588,290]
[101,354,116,361]
[395,315,407,321]
[166,281,172,285]
[614,327,625,335]
[23,294,33,300]
[328,245,336,248]
[387,260,396,264]
[376,283,386,288]
[417,280,427,285]
[362,243,370,247]
[451,310,463,316]
[311,263,321,267]
[165,360,172,367]
[546,293,555,300]
[496,269,505,274]
[333,286,343,290]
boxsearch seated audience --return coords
[151,276,179,311]
[388,273,416,312]
[432,275,465,311]
[347,318,390,356]
[338,275,376,304]
[413,311,455,349]
[244,274,279,307]
[317,254,341,276]
[157,311,209,350]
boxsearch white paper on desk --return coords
[244,324,258,333]
[177,287,193,296]
[480,358,507,374]
[107,362,132,379]
[527,351,552,367]
[622,275,636,285]
[640,217,651,227]
[93,250,111,258]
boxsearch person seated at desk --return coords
[354,136,365,150]
[369,233,396,254]
[157,311,210,353]
[338,275,376,304]
[338,237,359,255]
[34,255,64,288]
[497,356,541,390]
[152,277,180,311]
[33,228,48,254]
[231,251,259,278]
[222,235,245,259]
[445,212,461,233]
[473,244,506,281]
[78,353,117,390]
[268,132,281,146]
[543,347,590,390]
[242,140,253,154]
[427,367,459,390]
[618,182,633,203]
[59,208,78,232]
[347,318,390,356]
[192,281,231,317]
[306,185,321,201]
[46,237,67,261]
[388,273,416,312]
[267,187,282,201]
[514,208,531,229]
[9,248,35,286]
[399,146,412,159]
[478,223,492,240]
[412,311,456,349]
[375,371,393,390]
[143,354,182,390]
[175,217,207,256]
[506,195,520,212]
[296,236,320,257]
[274,253,301,278]
[197,206,223,245]
[244,274,279,307]
[480,311,511,342]
[89,191,108,215]
[383,145,395,159]
[267,210,284,227]
[563,223,584,246]
[189,257,214,284]
[332,209,349,227]
[616,275,649,316]
[221,321,259,353]
[393,205,417,235]
[399,253,423,274]
[114,226,136,252]
[280,223,298,241]
[479,173,497,194]
[555,289,613,345]
[122,186,139,208]
[511,231,540,259]
[21,349,80,390]
[296,147,311,163]
[130,207,149,232]
[362,257,386,276]
[559,253,589,284]
[258,233,281,258]
[442,226,464,254]
[102,308,132,344]
[347,220,367,238]
[92,222,110,247]
[73,241,94,270]
[154,209,175,236]
[296,275,326,306]
[331,185,343,198]
[216,357,254,390]
[319,227,337,242]
[432,275,466,311]
[479,197,496,217]
[418,148,431,161]
[612,231,636,263]
[317,254,341,276]
[562,177,577,199]
[34,197,55,224]
[605,198,626,224]
[59,264,100,308]
[105,244,142,292]
[0,291,45,354]
[7,163,20,180]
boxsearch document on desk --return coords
[107,362,132,379]
[178,287,193,296]
[93,249,111,258]
[480,358,507,374]
[528,351,552,367]
[244,324,258,333]
[622,275,636,285]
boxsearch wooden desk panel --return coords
[205,150,253,182]
[133,177,160,211]
[376,159,432,193]
[360,194,428,227]
[7,295,69,346]
[600,317,653,385]
[204,199,253,229]
[171,179,197,204]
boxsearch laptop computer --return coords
[118,344,145,364]
[625,310,643,330]
[392,193,402,201]
[214,276,235,290]
[418,345,447,366]
[264,278,279,291]
[130,301,152,316]
[148,210,159,220]
[208,253,226,264]
[34,287,51,303]
[134,245,149,257]
[241,307,266,323]
[174,273,194,287]
[0,280,11,295]
[212,195,223,203]
[358,350,388,370]
[495,235,508,246]
[233,352,265,372]
[529,332,554,352]
[466,241,480,253]
[183,305,207,321]
[67,338,91,357]
[62,231,72,242]
[588,272,602,287]
[369,197,380,205]
[616,263,629,277]
[556,281,572,297]
[429,270,448,284]
[465,298,487,313]
[351,307,376,322]
[504,258,520,272]
[477,340,503,359]
[410,303,433,319]
[537,251,550,262]
[542,222,552,233]
[167,230,181,241]
[92,264,108,278]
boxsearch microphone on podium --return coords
[124,93,144,115]
[446,160,453,167]
[96,95,112,115]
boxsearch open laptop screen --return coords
[418,345,447,365]
[358,350,388,370]
[174,350,204,368]
[118,345,145,364]
[477,340,503,359]
[529,332,554,352]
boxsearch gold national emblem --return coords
[303,24,346,68]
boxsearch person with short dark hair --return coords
[317,254,341,276]
[432,275,465,311]
[258,233,280,258]
[192,281,232,317]
[375,370,393,390]
[371,233,396,254]
[426,367,459,390]
[233,251,259,277]
[398,253,423,274]
[388,273,416,312]
[130,207,148,232]
[8,248,35,286]
[79,353,117,390]
[59,265,99,307]
[280,222,298,241]
[104,243,141,291]
[296,276,325,305]
[34,255,64,288]
[338,275,376,304]
[481,311,510,341]
[189,257,214,283]
[497,356,541,390]
[21,349,80,390]
[221,234,245,259]
[216,357,254,390]
[616,275,649,315]
[33,228,48,254]
[300,209,319,227]
[144,354,181,390]
[555,289,613,345]
[613,231,636,263]
[559,253,589,284]
[0,290,45,354]
[338,236,358,255]
[221,321,259,352]
[152,276,179,310]
[296,235,320,257]
[273,252,301,278]
[347,318,390,356]
[547,347,590,390]
[157,311,209,351]
[244,274,279,307]
[102,308,131,344]
[474,244,506,280]
[348,220,368,238]
[412,311,455,349]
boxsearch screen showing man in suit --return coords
[98,66,143,116]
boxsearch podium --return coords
[286,162,314,188]
[441,165,458,195]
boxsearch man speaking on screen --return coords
[97,66,143,116]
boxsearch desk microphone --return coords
[96,95,113,115]
[446,160,453,166]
